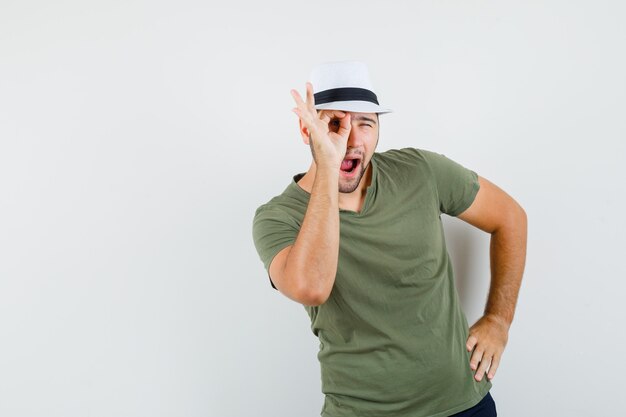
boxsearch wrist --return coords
[484,313,511,330]
[315,163,341,175]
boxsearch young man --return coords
[252,61,527,417]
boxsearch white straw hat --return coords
[309,61,392,114]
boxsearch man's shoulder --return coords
[375,147,442,172]
[376,146,438,161]
[253,180,307,223]
[254,192,290,218]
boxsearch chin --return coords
[338,185,359,194]
[338,175,364,194]
[344,164,369,192]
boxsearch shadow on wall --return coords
[441,216,491,325]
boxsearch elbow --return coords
[496,202,527,234]
[296,278,332,307]
[284,258,335,306]
[304,291,330,307]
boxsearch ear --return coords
[298,118,311,144]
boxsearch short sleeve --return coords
[421,149,480,216]
[252,206,299,290]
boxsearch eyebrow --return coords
[352,115,377,125]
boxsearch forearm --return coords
[484,207,528,328]
[284,167,340,303]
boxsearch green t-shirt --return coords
[252,147,491,417]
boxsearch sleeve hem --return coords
[449,171,480,217]
[264,240,296,290]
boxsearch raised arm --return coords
[268,83,352,306]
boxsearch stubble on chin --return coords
[338,161,367,194]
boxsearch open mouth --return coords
[340,157,361,176]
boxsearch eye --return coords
[330,119,340,126]
[361,124,372,128]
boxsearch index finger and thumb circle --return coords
[318,109,347,123]
[291,85,352,137]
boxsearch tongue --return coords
[341,159,355,171]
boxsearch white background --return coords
[1,1,624,416]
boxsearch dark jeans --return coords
[449,392,497,417]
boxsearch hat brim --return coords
[314,100,392,114]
